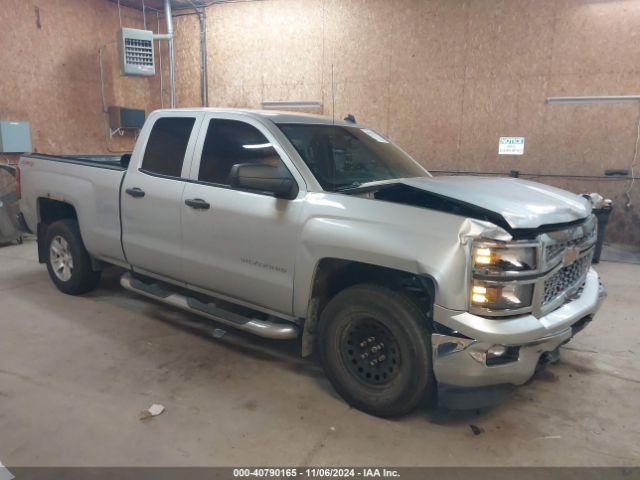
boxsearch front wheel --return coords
[45,219,101,295]
[318,284,435,417]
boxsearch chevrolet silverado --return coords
[18,108,606,416]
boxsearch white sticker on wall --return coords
[498,137,525,155]
[361,128,389,143]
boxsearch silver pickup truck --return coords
[18,108,606,416]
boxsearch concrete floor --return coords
[0,238,639,467]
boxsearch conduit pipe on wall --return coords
[164,0,176,108]
[197,8,208,107]
[153,0,176,108]
[151,0,209,109]
[185,1,209,107]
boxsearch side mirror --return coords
[228,163,298,200]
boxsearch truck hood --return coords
[399,176,591,230]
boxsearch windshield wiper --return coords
[333,181,362,192]
[332,179,407,193]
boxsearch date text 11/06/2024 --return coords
[232,468,401,478]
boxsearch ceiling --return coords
[106,0,219,11]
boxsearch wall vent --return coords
[118,28,155,76]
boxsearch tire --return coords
[44,219,101,295]
[318,284,435,417]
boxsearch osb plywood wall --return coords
[1,0,638,245]
[0,0,167,164]
[173,0,640,246]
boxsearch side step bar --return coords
[120,272,299,340]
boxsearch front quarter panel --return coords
[293,192,477,318]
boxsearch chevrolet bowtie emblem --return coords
[562,247,579,265]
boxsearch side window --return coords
[141,117,196,177]
[198,119,289,186]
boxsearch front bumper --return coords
[432,268,606,408]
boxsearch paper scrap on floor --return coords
[140,403,165,420]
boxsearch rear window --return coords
[141,117,195,177]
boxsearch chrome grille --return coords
[542,254,591,305]
[543,216,597,265]
[545,231,595,263]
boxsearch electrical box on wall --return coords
[0,121,32,153]
[108,107,146,130]
[118,28,155,76]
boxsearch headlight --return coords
[470,240,538,315]
[473,241,537,274]
[471,281,534,311]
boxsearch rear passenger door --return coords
[121,113,202,280]
[180,114,304,315]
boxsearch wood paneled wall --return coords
[1,0,638,244]
[0,0,166,163]
[173,0,640,245]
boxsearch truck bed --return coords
[26,153,128,171]
[19,152,129,266]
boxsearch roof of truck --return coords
[153,108,355,126]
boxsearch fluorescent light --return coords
[547,95,640,105]
[261,100,322,110]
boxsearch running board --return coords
[120,272,299,340]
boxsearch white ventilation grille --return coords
[119,28,155,76]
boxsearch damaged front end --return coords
[348,177,605,408]
[431,215,606,409]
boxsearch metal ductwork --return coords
[108,0,217,10]
[110,0,213,109]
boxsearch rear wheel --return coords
[318,284,435,417]
[45,219,101,295]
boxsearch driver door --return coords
[180,114,304,315]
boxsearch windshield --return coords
[278,124,430,191]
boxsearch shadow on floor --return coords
[56,267,566,422]
[87,266,334,394]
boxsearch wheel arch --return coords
[42,216,103,294]
[300,258,437,357]
[36,198,79,264]
[37,199,101,273]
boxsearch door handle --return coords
[125,187,145,198]
[185,198,210,210]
